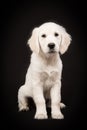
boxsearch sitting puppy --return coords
[18,22,71,119]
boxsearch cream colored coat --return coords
[18,22,71,119]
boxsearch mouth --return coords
[48,50,56,54]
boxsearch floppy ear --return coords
[59,29,72,54]
[28,28,39,53]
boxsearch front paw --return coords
[52,112,64,119]
[35,113,48,119]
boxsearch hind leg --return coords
[18,85,30,111]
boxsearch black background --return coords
[1,0,86,129]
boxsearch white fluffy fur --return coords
[18,22,71,119]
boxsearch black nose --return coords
[48,43,55,49]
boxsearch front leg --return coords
[50,81,64,119]
[33,83,48,119]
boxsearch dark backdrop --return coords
[2,0,86,129]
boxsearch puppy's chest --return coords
[40,71,59,88]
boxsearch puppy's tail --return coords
[60,102,66,109]
[47,101,66,109]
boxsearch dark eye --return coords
[54,32,59,37]
[41,34,46,38]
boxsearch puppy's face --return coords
[38,23,61,55]
[28,22,71,55]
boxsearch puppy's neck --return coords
[38,51,59,66]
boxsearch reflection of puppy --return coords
[18,22,71,119]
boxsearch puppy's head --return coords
[28,22,71,55]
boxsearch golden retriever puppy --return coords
[18,22,71,119]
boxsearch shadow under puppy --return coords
[18,22,71,119]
